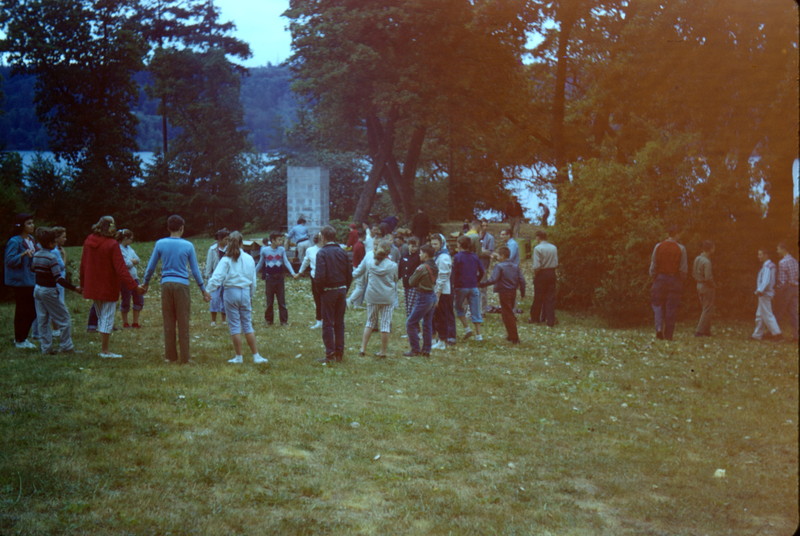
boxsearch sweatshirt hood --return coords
[84,233,109,250]
[371,258,395,276]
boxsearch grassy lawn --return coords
[0,236,797,535]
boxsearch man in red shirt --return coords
[648,226,687,340]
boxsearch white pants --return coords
[752,295,781,338]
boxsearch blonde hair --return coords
[374,239,391,263]
[226,231,243,261]
[92,216,115,237]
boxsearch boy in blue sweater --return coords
[143,215,210,364]
[255,232,297,325]
[480,245,526,344]
[452,235,485,341]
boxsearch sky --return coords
[214,0,292,67]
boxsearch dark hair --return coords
[535,230,548,240]
[38,226,61,249]
[297,217,306,225]
[116,228,134,242]
[13,213,34,234]
[777,241,788,252]
[269,231,282,242]
[419,244,435,258]
[167,215,184,232]
[92,216,115,237]
[51,226,66,238]
[379,222,391,237]
[496,245,510,259]
[701,240,714,252]
[321,225,337,242]
[214,228,230,240]
[457,235,472,251]
[407,237,419,247]
[226,231,243,260]
[667,224,680,237]
[501,227,513,238]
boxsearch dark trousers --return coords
[311,277,322,321]
[530,268,557,326]
[433,293,456,342]
[264,275,288,324]
[499,291,519,343]
[13,286,36,343]
[406,290,436,353]
[321,288,346,358]
[651,274,682,340]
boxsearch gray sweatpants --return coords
[34,285,74,353]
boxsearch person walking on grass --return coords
[5,213,39,349]
[774,242,798,342]
[404,244,438,357]
[206,231,267,364]
[649,225,687,340]
[117,229,144,328]
[255,232,297,326]
[32,227,82,354]
[480,246,526,345]
[354,240,399,358]
[80,215,142,358]
[692,240,715,337]
[315,225,352,363]
[142,215,210,364]
[751,248,782,342]
[452,235,485,341]
[205,228,229,327]
[294,233,323,329]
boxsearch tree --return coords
[286,0,531,222]
[0,0,146,223]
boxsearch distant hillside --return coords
[0,64,298,153]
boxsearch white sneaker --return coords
[210,321,217,327]
[253,354,269,364]
[228,355,243,364]
[15,340,37,349]
[310,320,323,329]
[99,352,123,358]
[52,329,62,338]
[474,334,483,341]
[463,329,474,339]
[431,340,446,350]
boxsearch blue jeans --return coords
[651,274,682,339]
[406,291,436,353]
[454,287,482,323]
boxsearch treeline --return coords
[0,65,297,153]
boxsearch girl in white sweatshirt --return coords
[206,231,267,364]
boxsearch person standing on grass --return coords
[751,248,782,342]
[430,234,456,349]
[205,228,229,327]
[649,225,687,340]
[354,240,399,358]
[117,229,144,329]
[452,235,485,341]
[479,219,495,314]
[529,230,558,327]
[315,225,352,363]
[774,242,798,342]
[499,227,519,267]
[294,233,323,329]
[142,215,210,364]
[404,244,438,357]
[5,213,39,349]
[399,237,422,319]
[206,231,267,364]
[480,246,526,345]
[80,215,142,358]
[255,232,297,326]
[287,216,311,262]
[692,240,715,337]
[32,227,82,354]
[351,227,366,269]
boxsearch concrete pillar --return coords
[287,166,329,237]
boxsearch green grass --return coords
[0,236,797,535]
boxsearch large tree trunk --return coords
[383,125,426,220]
[353,115,394,223]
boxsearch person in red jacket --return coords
[80,215,142,358]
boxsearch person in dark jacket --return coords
[315,225,352,363]
[404,244,438,357]
[480,246,526,344]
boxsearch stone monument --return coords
[287,166,330,237]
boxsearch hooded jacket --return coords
[358,255,398,305]
[80,233,138,302]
